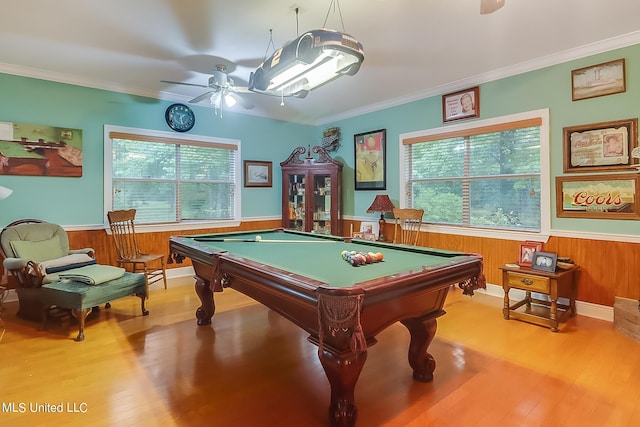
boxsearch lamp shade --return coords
[0,185,12,200]
[367,195,394,213]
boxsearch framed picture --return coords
[555,173,640,220]
[531,251,558,273]
[571,58,626,101]
[442,86,479,122]
[244,160,272,187]
[358,221,378,240]
[354,129,386,190]
[563,118,638,173]
[518,241,543,267]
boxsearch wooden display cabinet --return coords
[281,146,342,236]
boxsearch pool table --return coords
[169,228,485,427]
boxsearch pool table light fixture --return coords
[366,194,395,242]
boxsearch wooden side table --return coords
[499,264,579,332]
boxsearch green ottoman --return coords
[40,272,149,341]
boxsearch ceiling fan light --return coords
[224,93,237,108]
[480,0,505,14]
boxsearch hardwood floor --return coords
[1,278,639,427]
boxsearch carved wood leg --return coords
[71,308,92,342]
[400,316,438,382]
[503,286,510,319]
[318,348,367,427]
[194,277,215,325]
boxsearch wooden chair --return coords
[392,208,424,246]
[107,209,167,292]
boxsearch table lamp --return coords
[366,195,395,242]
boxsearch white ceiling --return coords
[2,0,640,125]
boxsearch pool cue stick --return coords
[193,237,336,243]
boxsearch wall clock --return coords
[165,103,195,132]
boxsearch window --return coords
[400,110,550,238]
[104,126,241,229]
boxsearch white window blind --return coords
[108,130,239,225]
[402,117,543,232]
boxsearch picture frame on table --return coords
[360,221,379,241]
[244,160,272,188]
[531,251,558,273]
[571,58,626,101]
[518,241,543,267]
[354,129,386,190]
[562,118,638,173]
[442,86,479,122]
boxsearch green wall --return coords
[322,43,640,236]
[1,42,639,237]
[0,74,313,226]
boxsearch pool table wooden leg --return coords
[400,316,438,382]
[194,277,215,325]
[318,348,367,427]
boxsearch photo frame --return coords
[359,221,379,239]
[571,58,626,101]
[518,241,543,267]
[563,118,638,173]
[244,160,272,187]
[442,86,480,122]
[555,173,640,220]
[531,251,558,273]
[354,129,386,190]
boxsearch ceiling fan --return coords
[480,0,505,14]
[161,64,254,116]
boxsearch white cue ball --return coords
[255,235,262,242]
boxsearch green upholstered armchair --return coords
[0,219,95,320]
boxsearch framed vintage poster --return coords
[571,58,626,101]
[442,86,479,122]
[354,129,386,190]
[555,173,640,220]
[244,160,272,187]
[563,118,638,173]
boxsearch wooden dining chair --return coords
[392,208,424,246]
[107,209,167,292]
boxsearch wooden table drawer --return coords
[506,272,550,293]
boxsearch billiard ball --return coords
[255,235,262,242]
[376,252,384,261]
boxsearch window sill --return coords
[424,223,549,243]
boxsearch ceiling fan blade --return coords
[480,0,505,14]
[161,80,209,88]
[189,91,215,103]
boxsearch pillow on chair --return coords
[10,235,66,262]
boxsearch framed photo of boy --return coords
[442,86,479,122]
[531,251,558,273]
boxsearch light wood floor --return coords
[1,278,639,427]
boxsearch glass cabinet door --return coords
[312,173,332,234]
[286,173,306,231]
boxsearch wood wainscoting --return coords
[343,219,639,308]
[3,218,636,308]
